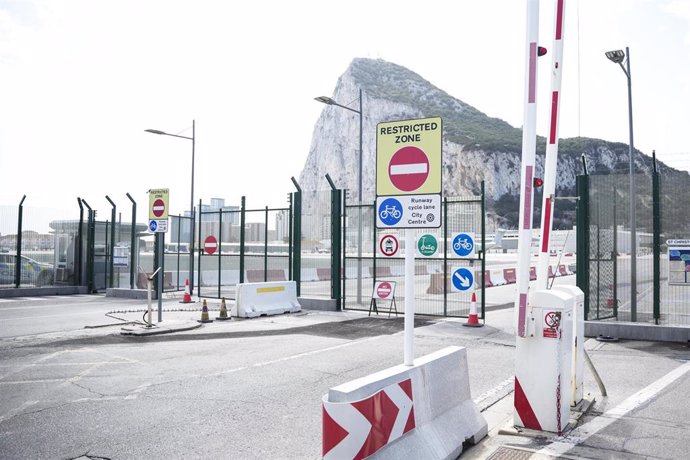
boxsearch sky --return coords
[1,0,689,224]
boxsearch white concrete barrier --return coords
[489,268,507,286]
[301,268,319,282]
[232,281,301,318]
[322,346,487,459]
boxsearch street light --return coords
[145,120,196,293]
[315,90,364,303]
[605,47,637,320]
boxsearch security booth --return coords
[514,289,575,434]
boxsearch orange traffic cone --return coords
[198,299,214,323]
[463,292,483,327]
[216,297,230,321]
[180,279,193,304]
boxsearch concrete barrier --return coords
[317,268,331,281]
[558,264,573,276]
[322,346,487,459]
[302,268,319,282]
[246,269,287,283]
[483,270,493,287]
[503,268,517,284]
[232,281,301,318]
[426,273,445,294]
[489,268,507,286]
[371,266,393,278]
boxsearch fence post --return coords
[264,206,269,282]
[77,198,84,286]
[105,195,116,288]
[81,199,95,293]
[291,178,302,297]
[218,209,223,298]
[443,196,448,315]
[240,196,246,284]
[481,181,486,319]
[326,174,342,310]
[652,152,661,324]
[15,195,26,288]
[342,192,348,309]
[197,199,202,298]
[576,175,590,319]
[287,194,292,280]
[126,193,136,289]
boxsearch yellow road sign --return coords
[376,117,442,196]
[148,188,170,220]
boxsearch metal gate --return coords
[576,175,619,320]
[342,186,486,318]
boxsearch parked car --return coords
[0,254,55,287]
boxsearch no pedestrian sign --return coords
[376,117,442,196]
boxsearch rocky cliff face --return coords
[299,58,677,228]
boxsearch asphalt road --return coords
[1,294,689,460]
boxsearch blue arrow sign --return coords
[148,220,158,232]
[451,267,474,291]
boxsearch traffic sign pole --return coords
[404,229,415,366]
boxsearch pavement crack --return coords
[71,381,106,397]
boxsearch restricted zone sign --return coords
[204,235,218,255]
[148,188,169,220]
[376,117,442,196]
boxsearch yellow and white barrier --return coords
[232,281,301,318]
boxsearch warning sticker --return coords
[543,311,561,339]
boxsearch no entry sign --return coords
[152,199,165,217]
[389,146,429,192]
[376,117,442,196]
[372,281,396,300]
[204,235,218,255]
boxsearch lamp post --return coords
[315,90,364,303]
[605,47,636,320]
[145,120,196,293]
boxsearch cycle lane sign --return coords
[451,232,475,258]
[375,194,441,229]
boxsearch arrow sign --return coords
[451,267,474,292]
[322,379,415,459]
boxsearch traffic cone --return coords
[198,299,214,323]
[216,297,230,321]
[463,292,483,327]
[180,279,194,304]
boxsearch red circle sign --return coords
[377,281,392,299]
[152,198,166,217]
[204,235,218,255]
[379,234,399,257]
[388,146,429,192]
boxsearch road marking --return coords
[212,334,391,378]
[0,400,39,424]
[537,360,690,456]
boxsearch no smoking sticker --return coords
[543,311,561,338]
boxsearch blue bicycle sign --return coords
[378,198,403,226]
[452,232,475,257]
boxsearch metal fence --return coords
[577,165,690,326]
[342,188,486,318]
